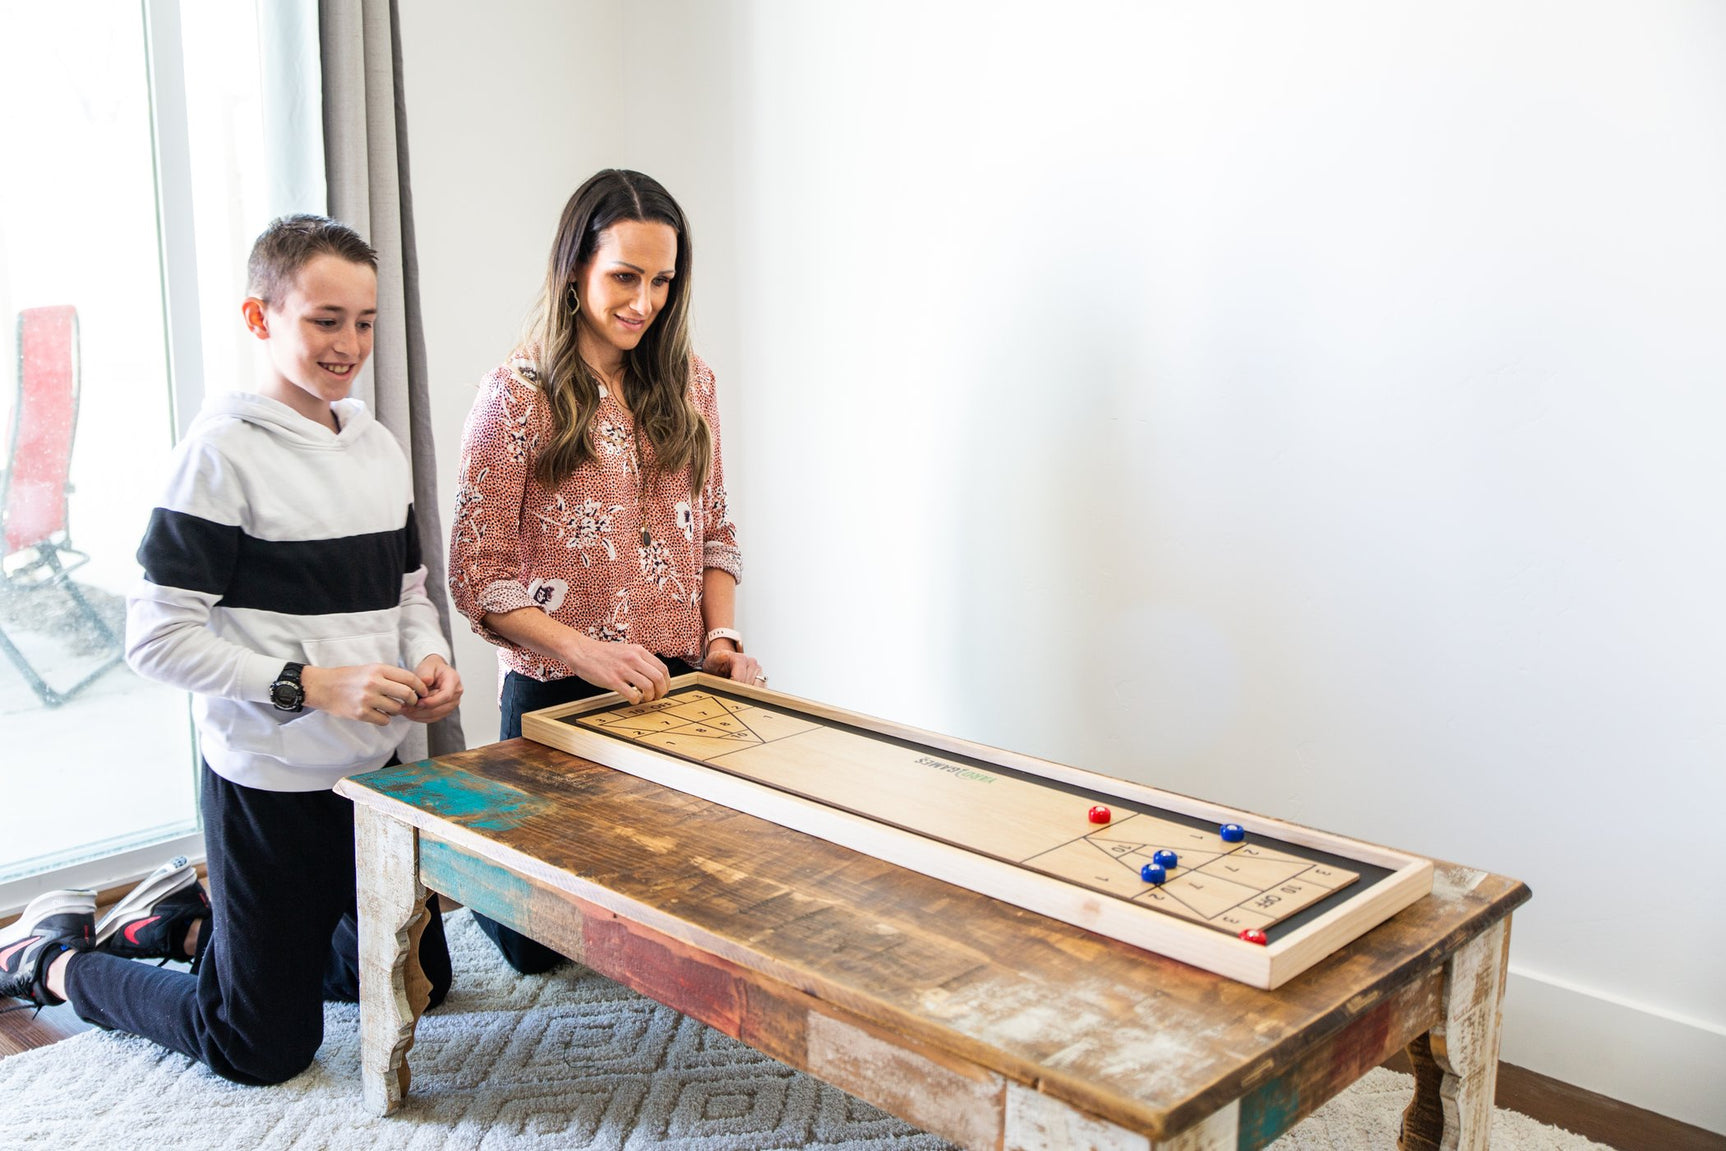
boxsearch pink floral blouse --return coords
[448,350,742,683]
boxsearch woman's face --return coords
[572,219,679,363]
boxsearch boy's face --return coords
[243,253,377,427]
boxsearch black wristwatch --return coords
[270,662,306,712]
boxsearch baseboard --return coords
[1502,965,1726,1136]
[0,833,205,919]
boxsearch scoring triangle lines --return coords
[699,692,758,718]
[663,691,772,730]
[1083,835,1225,880]
[585,690,774,746]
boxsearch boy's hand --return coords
[300,663,429,726]
[402,654,462,723]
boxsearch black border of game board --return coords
[561,686,1394,942]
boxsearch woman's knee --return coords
[473,913,565,975]
[426,964,452,1009]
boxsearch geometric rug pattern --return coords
[0,911,1610,1149]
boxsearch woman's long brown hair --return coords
[525,170,710,493]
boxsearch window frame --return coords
[0,0,210,917]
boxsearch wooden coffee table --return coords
[338,740,1529,1149]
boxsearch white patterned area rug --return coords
[0,911,1608,1150]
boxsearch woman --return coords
[449,169,763,972]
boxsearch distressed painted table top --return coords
[341,740,1529,1142]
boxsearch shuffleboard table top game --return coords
[520,673,1434,989]
[339,711,1530,1144]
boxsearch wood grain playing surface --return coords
[569,688,1358,936]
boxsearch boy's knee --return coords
[211,1035,320,1087]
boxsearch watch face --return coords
[271,676,304,710]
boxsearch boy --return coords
[0,215,462,1085]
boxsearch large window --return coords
[0,1,266,905]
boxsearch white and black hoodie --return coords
[127,392,450,792]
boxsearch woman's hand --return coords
[703,646,766,688]
[568,636,671,703]
[402,654,463,724]
[301,663,429,726]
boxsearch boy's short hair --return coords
[246,214,378,305]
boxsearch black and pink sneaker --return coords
[95,856,210,966]
[0,888,95,1010]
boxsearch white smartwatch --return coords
[703,627,743,656]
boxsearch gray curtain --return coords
[319,0,465,758]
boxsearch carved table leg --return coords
[355,805,433,1116]
[1400,916,1513,1150]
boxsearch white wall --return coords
[397,1,624,745]
[401,1,1726,1132]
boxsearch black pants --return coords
[63,760,453,1086]
[473,663,695,974]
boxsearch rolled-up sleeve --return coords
[448,365,540,645]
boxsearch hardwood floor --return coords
[1382,1050,1725,1151]
[1495,1063,1725,1151]
[0,1000,92,1059]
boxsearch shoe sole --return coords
[0,892,96,988]
[94,860,198,947]
[0,889,98,950]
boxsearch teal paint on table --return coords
[420,838,539,939]
[1239,1073,1301,1148]
[354,759,546,831]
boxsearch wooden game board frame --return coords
[521,673,1433,989]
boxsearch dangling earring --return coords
[567,284,580,316]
